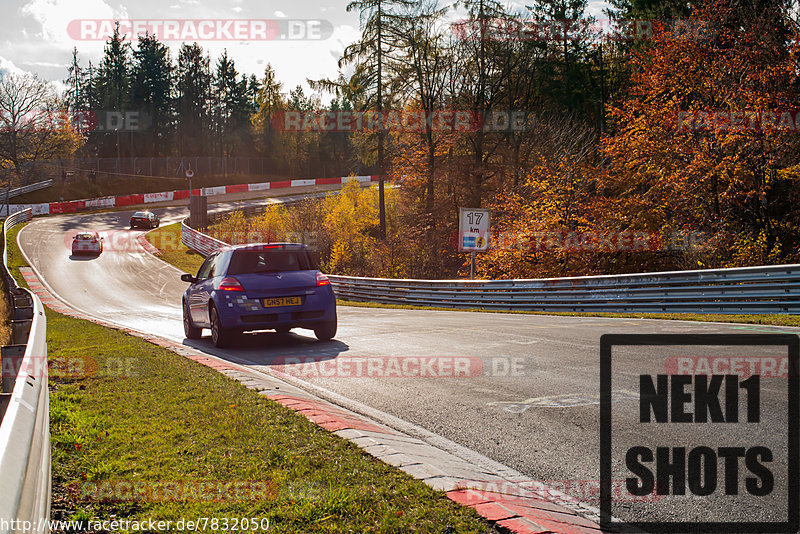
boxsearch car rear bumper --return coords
[232,308,335,330]
[216,289,336,331]
[72,246,101,254]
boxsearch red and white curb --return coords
[136,234,161,256]
[18,265,604,534]
[8,175,379,217]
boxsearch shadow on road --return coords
[68,254,101,261]
[182,329,350,365]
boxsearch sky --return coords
[0,0,609,98]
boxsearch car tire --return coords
[314,319,337,341]
[210,304,235,348]
[183,301,202,340]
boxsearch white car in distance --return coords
[71,231,103,256]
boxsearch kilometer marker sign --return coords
[459,208,491,252]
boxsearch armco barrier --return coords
[181,213,800,314]
[6,175,378,217]
[181,218,229,258]
[0,180,54,208]
[326,266,800,313]
[0,209,50,534]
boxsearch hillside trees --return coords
[0,73,80,181]
[600,0,800,268]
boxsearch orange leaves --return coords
[599,0,800,268]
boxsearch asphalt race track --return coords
[19,204,800,528]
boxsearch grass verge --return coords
[0,228,12,349]
[7,222,491,533]
[336,299,800,327]
[145,222,205,275]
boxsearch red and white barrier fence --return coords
[180,219,230,257]
[6,175,378,217]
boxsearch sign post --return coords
[470,251,475,280]
[185,169,194,196]
[458,207,491,280]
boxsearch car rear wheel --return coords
[314,319,337,341]
[183,301,202,340]
[210,305,235,348]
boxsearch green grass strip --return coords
[7,222,490,533]
[145,222,205,275]
[336,300,800,328]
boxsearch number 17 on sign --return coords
[458,208,491,279]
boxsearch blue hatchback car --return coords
[180,243,337,348]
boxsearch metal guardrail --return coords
[0,180,54,203]
[0,209,50,534]
[179,195,800,314]
[327,266,800,313]
[181,218,229,258]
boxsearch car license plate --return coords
[263,297,301,307]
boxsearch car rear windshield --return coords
[132,212,147,217]
[227,248,315,274]
[76,233,94,240]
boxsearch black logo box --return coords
[600,334,799,533]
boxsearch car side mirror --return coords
[181,274,197,283]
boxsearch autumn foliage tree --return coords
[0,73,80,183]
[474,114,601,278]
[599,0,800,269]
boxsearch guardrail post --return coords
[1,345,25,393]
[0,394,10,421]
[12,292,33,322]
[13,293,32,308]
[13,305,33,321]
[11,320,32,345]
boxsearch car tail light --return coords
[218,277,244,291]
[316,273,330,287]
